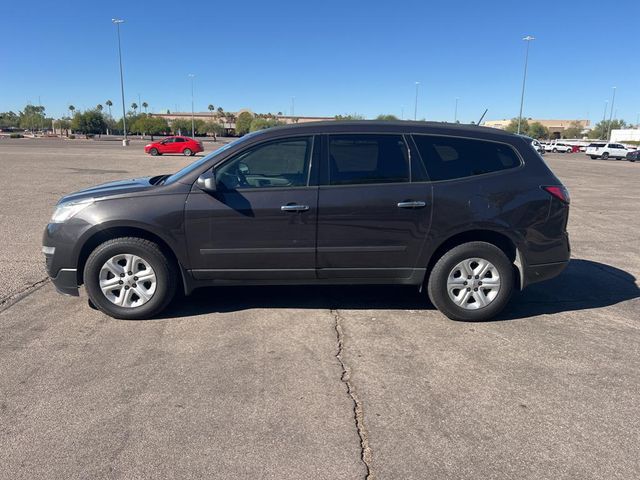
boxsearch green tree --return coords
[504,118,529,135]
[200,121,224,136]
[131,102,138,116]
[588,119,627,140]
[528,122,549,139]
[71,109,107,135]
[96,104,103,112]
[105,100,113,117]
[55,118,71,136]
[235,111,254,136]
[562,121,584,139]
[68,105,76,117]
[376,114,399,121]
[171,118,192,135]
[131,115,169,139]
[335,114,365,121]
[250,117,283,132]
[142,102,148,113]
[0,111,20,129]
[216,106,224,117]
[19,104,47,131]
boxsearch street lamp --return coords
[414,82,420,121]
[111,18,128,146]
[606,86,616,141]
[454,97,459,123]
[188,74,195,138]
[601,100,608,138]
[517,35,535,135]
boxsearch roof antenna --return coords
[477,109,488,125]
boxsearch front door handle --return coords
[397,201,427,209]
[281,204,310,212]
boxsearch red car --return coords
[144,136,203,156]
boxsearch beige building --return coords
[151,110,335,130]
[483,119,590,138]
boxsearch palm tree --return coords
[208,104,215,116]
[142,102,148,113]
[217,106,224,117]
[96,104,103,112]
[131,102,138,116]
[68,105,75,117]
[105,99,113,117]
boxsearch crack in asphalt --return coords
[332,308,374,480]
[0,277,49,313]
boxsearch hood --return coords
[59,176,158,204]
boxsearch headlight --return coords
[50,198,94,223]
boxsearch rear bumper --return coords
[523,260,569,287]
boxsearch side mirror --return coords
[196,170,217,192]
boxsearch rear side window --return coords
[174,137,185,143]
[328,134,409,185]
[412,135,521,181]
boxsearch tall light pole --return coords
[454,97,459,123]
[414,82,420,120]
[112,18,128,146]
[601,100,608,139]
[517,35,535,135]
[606,86,616,141]
[188,74,195,138]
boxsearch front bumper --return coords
[43,222,86,297]
[50,267,80,296]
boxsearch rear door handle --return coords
[397,201,426,209]
[281,204,310,212]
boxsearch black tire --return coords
[601,152,609,160]
[552,148,558,153]
[590,155,598,159]
[183,148,192,156]
[83,237,177,320]
[427,241,514,322]
[149,148,159,156]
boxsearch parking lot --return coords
[1,137,638,479]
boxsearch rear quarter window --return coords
[412,135,521,181]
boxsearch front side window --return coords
[412,135,521,181]
[328,134,409,185]
[216,136,312,189]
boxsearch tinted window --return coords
[412,135,520,181]
[328,134,409,185]
[217,137,312,189]
[589,143,605,148]
[175,137,185,143]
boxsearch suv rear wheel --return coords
[601,152,609,160]
[84,237,177,320]
[427,241,514,321]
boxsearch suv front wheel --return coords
[427,241,514,321]
[84,237,177,320]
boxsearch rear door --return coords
[316,133,432,280]
[185,135,319,280]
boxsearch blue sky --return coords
[2,0,639,124]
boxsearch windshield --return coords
[163,132,262,185]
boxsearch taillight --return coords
[542,185,570,204]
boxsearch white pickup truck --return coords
[585,142,628,160]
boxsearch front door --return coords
[317,134,432,280]
[185,135,318,281]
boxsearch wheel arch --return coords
[76,226,187,293]
[424,229,522,289]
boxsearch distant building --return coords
[483,119,590,138]
[151,110,335,134]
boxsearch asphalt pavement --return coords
[0,138,638,479]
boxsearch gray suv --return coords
[43,121,570,321]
